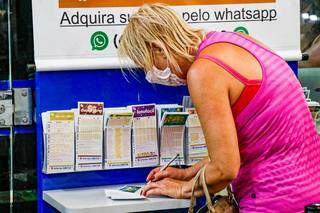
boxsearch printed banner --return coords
[32,0,301,71]
[132,104,156,118]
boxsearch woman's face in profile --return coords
[151,47,168,71]
[151,45,189,79]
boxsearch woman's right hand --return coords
[146,167,190,182]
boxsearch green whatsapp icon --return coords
[234,26,249,35]
[91,31,109,51]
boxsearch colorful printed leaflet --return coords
[76,102,104,171]
[104,109,133,169]
[186,108,208,165]
[156,104,183,126]
[131,104,159,167]
[42,111,75,174]
[160,112,189,165]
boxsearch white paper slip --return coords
[104,190,146,200]
[104,185,146,200]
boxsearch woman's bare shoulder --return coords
[187,57,231,88]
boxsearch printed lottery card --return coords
[185,108,208,165]
[156,104,183,127]
[161,112,189,126]
[104,108,133,169]
[160,112,189,165]
[130,104,159,167]
[119,185,142,193]
[75,102,104,171]
[42,111,75,174]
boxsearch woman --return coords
[118,4,320,212]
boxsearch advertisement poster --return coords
[32,0,301,71]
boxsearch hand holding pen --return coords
[147,153,180,184]
[146,153,191,183]
[142,154,191,198]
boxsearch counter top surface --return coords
[43,183,191,213]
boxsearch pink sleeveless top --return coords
[196,31,320,212]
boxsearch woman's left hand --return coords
[141,178,188,199]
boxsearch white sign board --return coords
[32,0,301,71]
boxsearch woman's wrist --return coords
[186,158,210,179]
[180,180,192,199]
[183,166,196,181]
[181,158,210,181]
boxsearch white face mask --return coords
[146,66,186,86]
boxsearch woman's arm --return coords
[183,57,241,196]
[142,56,241,198]
[146,156,210,182]
[184,157,210,179]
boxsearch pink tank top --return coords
[196,31,320,212]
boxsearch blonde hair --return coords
[118,3,204,73]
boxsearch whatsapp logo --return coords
[234,26,249,35]
[91,31,109,51]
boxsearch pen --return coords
[148,153,180,184]
[142,154,180,196]
[159,153,180,173]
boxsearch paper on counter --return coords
[104,185,146,200]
